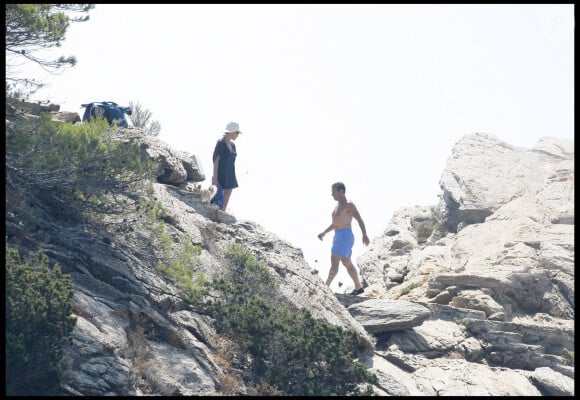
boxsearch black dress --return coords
[212,139,238,189]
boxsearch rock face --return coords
[112,129,206,184]
[356,133,574,395]
[138,134,206,184]
[53,181,375,396]
[347,299,431,333]
[8,123,573,396]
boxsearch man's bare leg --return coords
[325,254,341,286]
[341,257,362,290]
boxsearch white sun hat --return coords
[224,121,241,134]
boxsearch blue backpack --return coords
[81,101,132,127]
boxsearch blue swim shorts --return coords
[331,228,355,258]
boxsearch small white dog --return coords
[200,185,218,205]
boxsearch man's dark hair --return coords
[332,182,346,193]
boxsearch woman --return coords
[211,121,241,212]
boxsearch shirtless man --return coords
[318,182,370,295]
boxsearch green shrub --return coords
[5,245,76,395]
[6,111,157,228]
[155,231,206,303]
[222,242,280,301]
[400,281,420,296]
[433,222,448,238]
[200,243,377,396]
[414,220,435,244]
[140,199,169,222]
[509,297,518,313]
[453,317,471,328]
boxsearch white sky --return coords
[13,4,574,293]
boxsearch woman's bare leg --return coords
[222,189,233,211]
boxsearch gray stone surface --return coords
[10,124,572,396]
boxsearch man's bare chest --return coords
[333,205,352,219]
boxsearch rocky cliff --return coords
[355,133,574,395]
[6,108,574,396]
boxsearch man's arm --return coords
[318,222,336,241]
[318,210,337,240]
[352,203,370,246]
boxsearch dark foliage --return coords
[199,243,377,395]
[5,246,76,395]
